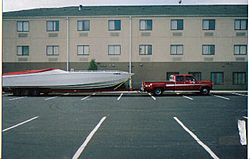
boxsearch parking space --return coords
[2,91,247,159]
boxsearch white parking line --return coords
[81,93,96,101]
[232,93,248,97]
[9,97,26,101]
[45,96,58,101]
[72,116,107,159]
[174,117,219,159]
[148,93,156,101]
[212,95,230,101]
[182,95,193,101]
[2,116,39,132]
[117,93,123,101]
[81,95,91,101]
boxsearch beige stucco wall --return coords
[3,16,248,63]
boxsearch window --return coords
[176,76,184,82]
[186,76,196,82]
[233,72,246,85]
[140,20,152,31]
[171,20,183,30]
[17,46,29,56]
[77,45,90,55]
[139,45,152,55]
[188,72,201,81]
[17,21,29,32]
[234,45,247,55]
[211,72,224,85]
[77,20,90,31]
[171,45,183,55]
[202,45,215,55]
[203,19,215,30]
[235,19,247,30]
[47,21,59,31]
[47,46,59,55]
[109,20,121,31]
[108,45,121,55]
[166,72,179,80]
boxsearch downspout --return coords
[66,17,69,71]
[129,16,132,89]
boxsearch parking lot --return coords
[2,91,247,159]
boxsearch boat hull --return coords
[3,69,133,90]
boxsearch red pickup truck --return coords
[141,74,213,96]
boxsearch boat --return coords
[3,68,134,95]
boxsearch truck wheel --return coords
[154,88,163,96]
[200,87,210,95]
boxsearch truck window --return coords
[176,76,184,82]
[186,76,195,82]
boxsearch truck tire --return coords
[154,88,163,96]
[200,87,210,95]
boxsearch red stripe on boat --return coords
[3,68,59,76]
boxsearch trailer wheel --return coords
[22,89,30,96]
[200,87,210,95]
[31,89,40,96]
[154,88,163,96]
[13,89,21,96]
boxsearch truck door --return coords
[185,76,199,90]
[175,76,185,90]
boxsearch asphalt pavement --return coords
[2,92,247,159]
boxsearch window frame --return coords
[77,20,90,31]
[139,19,153,31]
[171,19,183,30]
[166,72,179,80]
[234,19,247,30]
[108,20,121,31]
[46,21,59,32]
[202,45,215,55]
[188,72,201,81]
[46,46,59,56]
[17,46,29,56]
[233,72,246,85]
[77,45,90,55]
[139,45,152,55]
[234,45,247,55]
[108,45,121,55]
[176,76,184,82]
[185,76,196,82]
[17,21,29,32]
[203,19,215,30]
[170,45,183,55]
[211,72,224,85]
